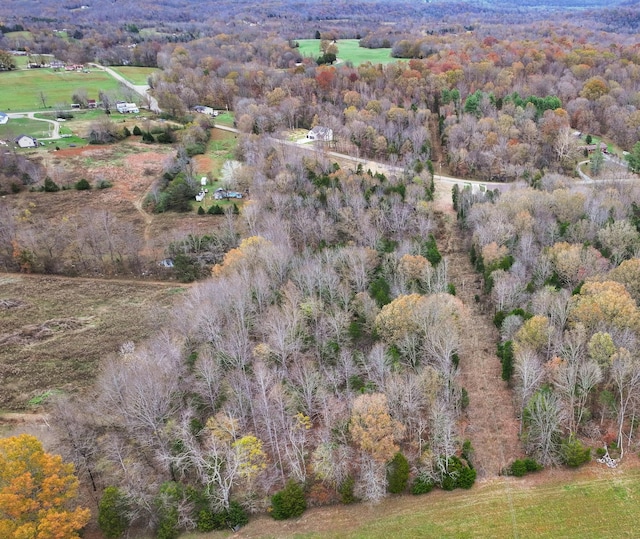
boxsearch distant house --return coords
[193,105,215,116]
[15,135,37,148]
[116,102,139,114]
[87,99,97,109]
[579,142,607,154]
[307,126,333,142]
[0,112,8,125]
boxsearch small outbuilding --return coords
[15,135,38,148]
[0,112,8,125]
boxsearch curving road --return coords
[7,111,61,141]
[90,64,160,113]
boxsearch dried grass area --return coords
[0,273,187,410]
[438,206,523,478]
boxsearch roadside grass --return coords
[110,66,160,85]
[296,39,395,66]
[0,69,122,112]
[0,274,187,411]
[176,464,640,539]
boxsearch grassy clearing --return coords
[0,69,122,112]
[296,39,395,66]
[110,66,160,85]
[214,111,235,127]
[0,274,187,411]
[176,464,640,539]
[0,117,54,139]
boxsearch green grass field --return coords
[176,466,640,539]
[0,69,122,112]
[0,117,54,139]
[111,66,159,85]
[296,39,396,66]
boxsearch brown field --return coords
[1,130,240,411]
[0,273,188,411]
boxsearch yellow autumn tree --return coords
[211,236,272,277]
[569,281,640,333]
[349,393,404,463]
[608,258,640,303]
[374,293,424,343]
[0,434,90,539]
[514,315,552,355]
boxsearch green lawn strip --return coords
[0,69,122,112]
[179,468,640,539]
[338,473,639,539]
[110,66,159,85]
[296,39,395,66]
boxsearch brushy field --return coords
[178,463,640,539]
[110,66,160,85]
[0,273,187,411]
[0,69,122,112]
[296,39,395,66]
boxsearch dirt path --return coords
[437,199,522,479]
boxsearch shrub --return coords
[197,205,205,215]
[338,475,357,504]
[197,501,248,532]
[447,283,456,295]
[387,452,410,494]
[509,459,527,477]
[270,480,307,520]
[456,466,477,489]
[44,177,60,192]
[132,125,142,136]
[561,436,591,468]
[98,486,130,539]
[508,458,542,477]
[75,178,91,190]
[155,482,182,539]
[208,204,224,215]
[411,474,434,495]
[96,179,112,189]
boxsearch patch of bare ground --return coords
[0,272,187,410]
[435,193,522,479]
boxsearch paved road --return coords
[91,64,160,113]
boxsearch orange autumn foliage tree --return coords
[0,434,90,539]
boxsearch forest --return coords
[2,0,640,537]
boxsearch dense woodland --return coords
[4,0,640,537]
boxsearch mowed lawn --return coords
[0,69,121,112]
[296,39,396,66]
[179,464,640,539]
[111,66,160,85]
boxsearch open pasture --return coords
[296,39,395,66]
[110,66,160,85]
[0,68,122,112]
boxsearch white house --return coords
[307,126,333,142]
[15,135,38,148]
[194,105,215,116]
[0,112,8,125]
[116,102,139,114]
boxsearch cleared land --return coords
[296,39,395,66]
[111,66,160,86]
[0,69,122,112]
[176,460,640,539]
[0,273,187,411]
